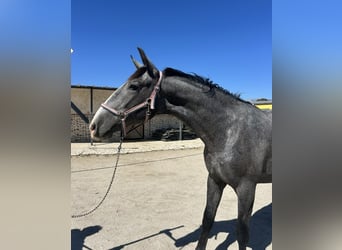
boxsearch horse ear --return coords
[137,47,159,78]
[130,55,143,69]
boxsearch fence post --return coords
[179,120,183,140]
[90,87,93,146]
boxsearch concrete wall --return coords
[71,87,115,114]
[93,89,114,112]
[71,86,117,142]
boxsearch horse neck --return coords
[159,75,244,145]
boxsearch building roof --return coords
[250,98,272,105]
[71,85,117,91]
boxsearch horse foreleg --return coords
[196,175,225,250]
[235,180,256,250]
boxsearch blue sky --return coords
[72,0,271,100]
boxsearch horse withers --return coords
[89,48,272,250]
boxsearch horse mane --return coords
[163,67,252,105]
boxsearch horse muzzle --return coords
[89,113,122,141]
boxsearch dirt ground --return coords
[71,147,272,250]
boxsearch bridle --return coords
[101,71,163,136]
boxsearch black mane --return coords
[163,68,252,105]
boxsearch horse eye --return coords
[129,84,139,91]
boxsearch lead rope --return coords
[71,132,124,218]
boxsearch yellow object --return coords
[255,104,272,110]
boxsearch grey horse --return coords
[89,48,272,250]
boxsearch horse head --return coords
[89,48,162,140]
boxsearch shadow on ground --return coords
[71,225,102,250]
[108,225,185,250]
[175,203,272,250]
[108,203,271,250]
